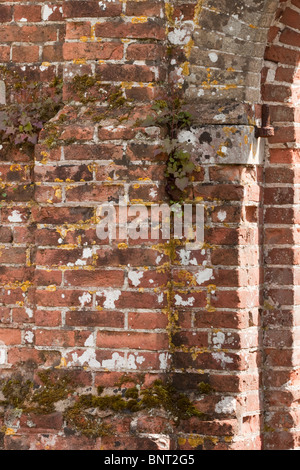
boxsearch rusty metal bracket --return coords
[255,104,275,138]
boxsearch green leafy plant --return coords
[143,93,195,202]
[0,68,63,149]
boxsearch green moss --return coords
[197,382,214,395]
[71,74,101,104]
[29,370,74,414]
[108,87,127,109]
[0,370,206,438]
[64,400,112,438]
[0,376,33,409]
[140,380,205,424]
[114,373,145,387]
[124,387,139,399]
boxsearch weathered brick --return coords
[63,42,123,61]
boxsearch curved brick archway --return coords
[0,0,299,451]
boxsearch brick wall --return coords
[0,0,299,450]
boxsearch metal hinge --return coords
[255,104,275,138]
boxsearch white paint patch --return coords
[41,5,54,21]
[175,294,195,307]
[82,247,93,258]
[8,210,22,223]
[212,351,233,368]
[128,271,144,287]
[212,331,225,349]
[101,290,121,309]
[70,350,100,368]
[25,308,33,318]
[178,249,197,266]
[215,397,236,414]
[135,355,145,365]
[209,52,218,63]
[195,268,213,285]
[84,333,94,347]
[126,354,139,369]
[217,210,227,222]
[19,18,27,22]
[79,292,91,308]
[98,1,107,10]
[168,28,191,45]
[0,347,6,365]
[24,331,34,343]
[157,293,164,304]
[156,254,163,265]
[177,129,198,148]
[149,188,157,198]
[75,259,86,266]
[159,352,170,370]
[101,352,144,370]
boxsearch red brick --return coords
[63,1,122,18]
[0,328,21,345]
[35,329,76,347]
[64,269,124,287]
[128,311,168,330]
[280,27,300,48]
[33,289,93,308]
[34,164,92,182]
[262,84,292,102]
[96,64,159,82]
[0,5,12,22]
[63,42,123,61]
[65,21,91,39]
[35,310,61,327]
[95,20,165,40]
[66,310,124,327]
[96,330,168,350]
[64,144,123,161]
[14,5,41,22]
[31,206,94,224]
[275,66,296,83]
[34,269,63,286]
[264,44,300,65]
[20,25,58,43]
[60,125,94,141]
[96,290,167,309]
[0,45,10,61]
[127,43,165,60]
[42,44,64,62]
[12,45,40,63]
[65,183,124,202]
[126,1,162,16]
[281,7,300,31]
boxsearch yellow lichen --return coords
[131,16,148,23]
